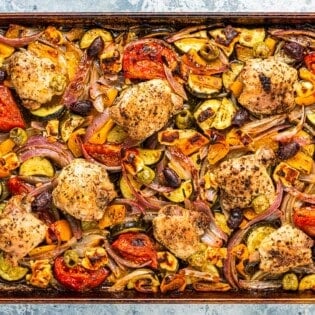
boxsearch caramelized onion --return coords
[0,31,43,47]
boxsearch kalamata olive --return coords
[87,36,105,58]
[31,190,52,212]
[227,208,243,229]
[232,108,249,127]
[0,70,6,83]
[163,167,181,188]
[69,99,93,116]
[245,261,260,276]
[283,42,304,61]
[277,142,300,160]
[31,190,56,224]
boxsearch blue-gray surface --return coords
[0,0,315,314]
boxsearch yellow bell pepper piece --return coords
[88,118,115,144]
[67,128,86,157]
[0,138,15,156]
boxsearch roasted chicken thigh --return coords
[259,224,313,273]
[52,159,117,221]
[214,148,275,212]
[153,204,209,260]
[109,79,183,141]
[238,57,298,115]
[0,195,47,263]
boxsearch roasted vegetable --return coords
[0,85,25,132]
[293,207,315,237]
[157,251,179,273]
[282,273,299,291]
[98,204,126,229]
[194,98,236,131]
[239,28,266,48]
[222,60,244,90]
[54,256,109,292]
[19,156,55,177]
[80,28,112,49]
[59,112,85,142]
[174,38,209,53]
[299,274,315,291]
[0,252,28,281]
[110,219,149,237]
[30,104,65,121]
[158,129,209,155]
[163,180,193,202]
[187,73,222,98]
[246,225,276,254]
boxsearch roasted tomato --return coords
[0,85,25,132]
[53,256,109,292]
[293,207,315,237]
[111,232,158,268]
[7,177,33,195]
[304,52,315,74]
[122,38,178,80]
[83,143,122,167]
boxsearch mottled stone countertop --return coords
[0,0,314,314]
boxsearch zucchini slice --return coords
[187,73,222,98]
[0,252,28,281]
[59,112,85,142]
[222,60,244,90]
[80,28,113,49]
[163,180,193,202]
[238,28,266,48]
[110,219,149,237]
[30,104,65,121]
[19,156,55,177]
[174,38,209,53]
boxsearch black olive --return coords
[163,167,181,188]
[227,208,244,229]
[69,99,93,116]
[277,142,300,160]
[31,190,55,224]
[0,70,6,83]
[232,108,249,127]
[245,261,260,275]
[283,42,304,61]
[87,36,105,58]
[311,245,315,260]
[31,190,52,212]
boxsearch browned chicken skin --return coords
[259,224,313,273]
[214,148,275,212]
[52,159,117,221]
[8,50,67,110]
[0,195,47,263]
[238,57,298,116]
[109,79,183,141]
[153,204,209,260]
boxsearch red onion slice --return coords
[0,31,43,47]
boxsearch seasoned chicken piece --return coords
[109,79,183,141]
[214,147,275,212]
[52,159,117,221]
[153,205,209,260]
[0,195,47,263]
[259,225,313,273]
[8,50,67,110]
[238,57,298,115]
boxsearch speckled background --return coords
[0,0,314,314]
